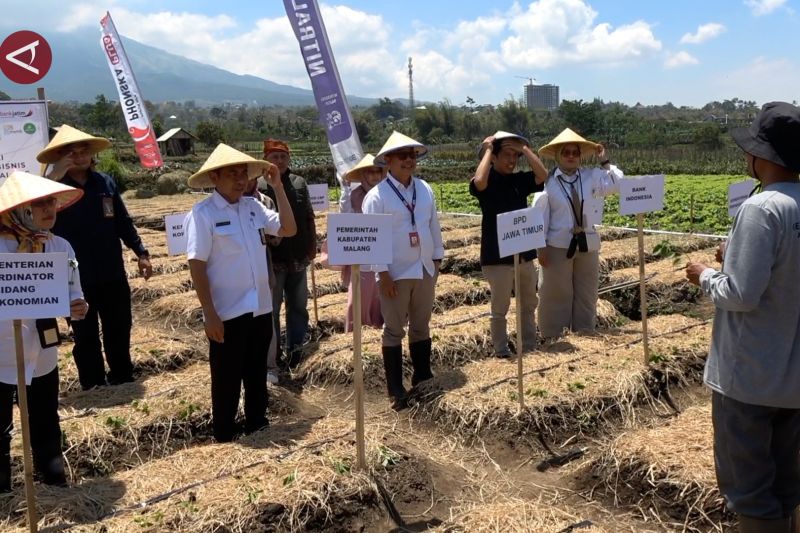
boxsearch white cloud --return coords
[680,22,726,44]
[664,51,699,68]
[715,56,800,103]
[744,0,787,16]
[499,0,661,68]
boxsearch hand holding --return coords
[685,261,708,286]
[69,298,89,320]
[138,255,153,280]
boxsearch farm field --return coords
[326,174,748,235]
[0,192,732,532]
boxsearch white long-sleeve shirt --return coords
[362,173,444,280]
[537,165,622,251]
[0,235,83,385]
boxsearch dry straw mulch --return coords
[438,497,612,533]
[599,234,715,275]
[1,414,386,532]
[129,270,193,303]
[412,315,711,441]
[589,402,729,532]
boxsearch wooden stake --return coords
[689,194,695,234]
[351,265,366,470]
[637,214,650,365]
[13,320,38,533]
[309,263,319,325]
[514,254,524,412]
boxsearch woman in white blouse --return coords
[535,128,623,338]
[0,171,88,491]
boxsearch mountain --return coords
[0,31,378,107]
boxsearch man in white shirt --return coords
[186,144,297,442]
[363,131,444,410]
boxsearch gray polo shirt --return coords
[700,181,800,408]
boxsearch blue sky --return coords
[2,0,798,107]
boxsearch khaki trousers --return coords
[482,261,538,354]
[538,246,599,338]
[379,270,437,347]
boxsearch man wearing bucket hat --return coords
[536,128,622,339]
[186,144,296,442]
[0,171,89,491]
[363,131,444,410]
[686,102,800,533]
[37,125,152,390]
[471,131,548,357]
[261,139,316,368]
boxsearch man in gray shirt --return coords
[687,101,800,533]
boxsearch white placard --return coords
[308,184,330,211]
[728,179,756,217]
[496,207,546,258]
[165,212,189,256]
[0,100,50,178]
[326,213,392,266]
[619,175,666,215]
[0,253,69,320]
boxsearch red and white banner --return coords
[99,12,162,169]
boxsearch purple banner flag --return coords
[283,0,362,211]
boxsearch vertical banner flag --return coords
[99,12,163,169]
[283,0,362,211]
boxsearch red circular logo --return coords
[0,31,52,84]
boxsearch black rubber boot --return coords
[381,345,407,411]
[409,338,434,387]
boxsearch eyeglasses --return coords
[560,149,581,157]
[392,151,417,161]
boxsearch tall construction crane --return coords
[515,75,537,86]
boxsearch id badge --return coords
[409,231,419,247]
[258,227,268,245]
[36,318,61,349]
[102,196,115,218]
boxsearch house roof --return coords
[156,127,197,142]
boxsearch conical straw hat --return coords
[477,130,530,159]
[374,131,428,165]
[538,128,598,160]
[36,125,112,164]
[188,144,275,189]
[0,171,83,215]
[344,154,381,182]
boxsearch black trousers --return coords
[209,312,271,442]
[71,279,134,389]
[0,368,64,489]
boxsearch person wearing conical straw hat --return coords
[0,171,89,491]
[685,102,800,532]
[37,125,152,390]
[363,132,444,410]
[536,128,623,339]
[341,154,385,332]
[471,131,548,357]
[185,144,296,442]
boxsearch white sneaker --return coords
[267,372,279,385]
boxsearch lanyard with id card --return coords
[387,179,419,247]
[102,195,115,218]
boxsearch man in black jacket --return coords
[38,125,152,390]
[262,139,316,367]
